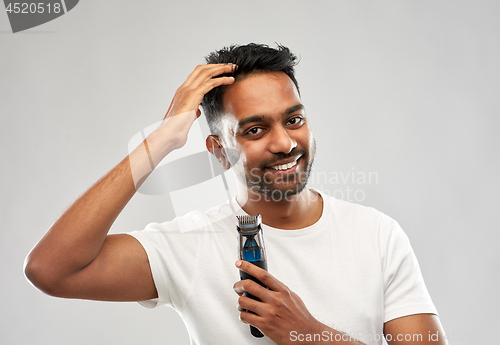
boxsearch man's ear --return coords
[206,135,231,170]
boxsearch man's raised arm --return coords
[24,64,236,302]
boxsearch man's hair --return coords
[201,43,300,137]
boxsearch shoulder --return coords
[320,194,415,270]
[130,200,236,255]
[319,192,406,247]
[321,192,397,229]
[146,199,236,234]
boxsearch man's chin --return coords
[249,182,308,201]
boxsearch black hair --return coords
[201,43,300,136]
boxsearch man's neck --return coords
[236,188,323,230]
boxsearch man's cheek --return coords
[250,168,261,180]
[263,171,274,184]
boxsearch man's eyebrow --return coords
[237,115,266,129]
[284,104,305,116]
[237,104,305,129]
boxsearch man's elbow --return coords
[24,252,64,297]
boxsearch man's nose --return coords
[268,127,297,154]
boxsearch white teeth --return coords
[271,160,297,171]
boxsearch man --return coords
[25,44,447,344]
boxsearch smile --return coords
[270,159,298,171]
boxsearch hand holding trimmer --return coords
[236,214,268,338]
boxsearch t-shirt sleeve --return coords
[380,218,438,322]
[127,211,209,309]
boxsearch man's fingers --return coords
[176,76,234,114]
[238,295,266,315]
[198,76,235,94]
[182,63,224,85]
[166,64,235,117]
[183,63,236,88]
[189,64,235,91]
[236,260,284,292]
[234,278,270,301]
[239,309,262,328]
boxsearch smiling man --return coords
[207,68,321,229]
[25,44,447,345]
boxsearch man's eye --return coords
[287,116,304,126]
[246,127,263,135]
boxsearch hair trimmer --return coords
[236,214,268,338]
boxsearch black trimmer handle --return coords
[239,260,268,338]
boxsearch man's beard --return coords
[245,140,316,200]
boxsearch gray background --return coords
[1,1,499,344]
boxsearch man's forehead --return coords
[221,72,300,119]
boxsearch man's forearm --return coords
[24,120,184,293]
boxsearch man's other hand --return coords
[234,260,325,345]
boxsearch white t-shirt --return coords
[129,191,437,345]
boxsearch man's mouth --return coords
[268,157,300,171]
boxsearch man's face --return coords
[219,71,316,200]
